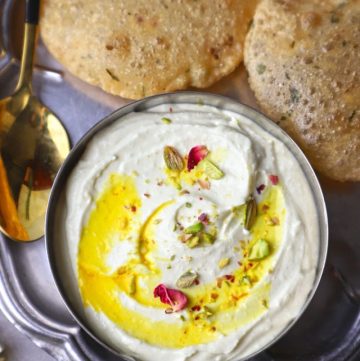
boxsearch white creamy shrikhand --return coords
[65,103,319,361]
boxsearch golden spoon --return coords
[0,0,70,242]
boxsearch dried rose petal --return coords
[198,213,209,224]
[187,145,209,171]
[154,284,188,312]
[269,174,279,185]
[256,184,266,194]
[224,275,235,283]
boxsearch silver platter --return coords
[0,0,360,360]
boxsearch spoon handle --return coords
[15,0,40,91]
[26,0,40,25]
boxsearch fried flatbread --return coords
[41,0,257,99]
[244,0,360,181]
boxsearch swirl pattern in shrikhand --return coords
[65,104,319,361]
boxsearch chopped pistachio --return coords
[232,203,247,225]
[170,255,176,261]
[187,236,200,248]
[164,146,184,171]
[208,226,217,237]
[167,264,172,269]
[202,306,213,317]
[201,232,215,244]
[185,202,192,208]
[249,239,270,261]
[241,275,252,286]
[200,159,224,179]
[161,117,172,124]
[218,258,231,269]
[176,271,199,288]
[245,196,257,231]
[185,222,204,234]
[180,315,186,321]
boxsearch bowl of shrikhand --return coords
[46,92,328,361]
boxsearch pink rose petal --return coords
[154,284,188,312]
[198,213,209,225]
[256,184,266,194]
[187,145,209,171]
[269,174,279,185]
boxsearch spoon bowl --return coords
[0,0,69,241]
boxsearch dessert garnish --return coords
[176,271,199,288]
[245,196,257,231]
[154,284,188,313]
[256,184,266,194]
[198,179,210,189]
[198,213,209,225]
[163,146,184,171]
[200,159,224,180]
[179,217,216,248]
[248,239,270,261]
[269,174,279,185]
[187,145,209,170]
[161,117,172,124]
[218,258,231,269]
[185,222,204,234]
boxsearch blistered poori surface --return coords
[245,0,360,181]
[41,0,257,99]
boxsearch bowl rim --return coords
[45,90,328,361]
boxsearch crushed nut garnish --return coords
[218,258,231,269]
[176,271,199,288]
[164,146,184,171]
[248,239,270,261]
[245,196,257,231]
[200,159,224,180]
[198,179,211,189]
[161,117,172,124]
[185,222,204,234]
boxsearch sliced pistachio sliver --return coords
[201,232,215,244]
[248,239,270,261]
[241,275,252,286]
[187,236,200,248]
[232,203,247,225]
[245,196,257,231]
[218,258,230,269]
[185,222,204,234]
[164,146,184,171]
[176,271,199,288]
[201,159,224,180]
[161,117,172,124]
